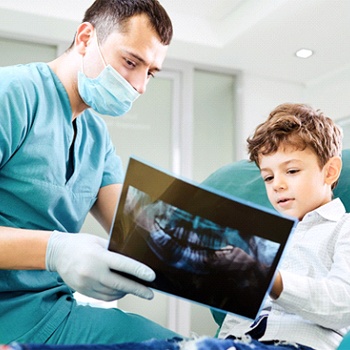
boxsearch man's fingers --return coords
[100,271,154,300]
[105,251,156,282]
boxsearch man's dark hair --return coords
[83,0,172,44]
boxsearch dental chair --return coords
[202,149,350,347]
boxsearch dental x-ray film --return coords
[108,157,297,319]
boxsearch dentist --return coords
[0,0,179,345]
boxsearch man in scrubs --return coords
[0,0,180,344]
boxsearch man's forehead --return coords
[106,30,168,69]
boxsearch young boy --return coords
[218,103,350,350]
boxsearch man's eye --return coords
[125,59,136,67]
[287,169,299,175]
[148,71,155,78]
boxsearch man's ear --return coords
[324,156,342,186]
[74,22,95,55]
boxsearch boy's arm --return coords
[273,219,350,330]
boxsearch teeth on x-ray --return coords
[148,225,214,273]
[127,187,277,276]
[145,212,250,274]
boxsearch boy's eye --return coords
[263,175,273,183]
[287,169,299,175]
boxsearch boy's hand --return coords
[270,271,283,299]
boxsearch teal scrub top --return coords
[0,63,123,343]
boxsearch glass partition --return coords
[193,69,236,182]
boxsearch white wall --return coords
[305,65,350,121]
[236,73,305,160]
[235,67,350,162]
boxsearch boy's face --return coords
[259,146,333,220]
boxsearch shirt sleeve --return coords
[276,215,350,329]
[0,67,34,168]
[101,140,124,187]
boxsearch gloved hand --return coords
[46,231,155,301]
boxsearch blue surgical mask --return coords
[78,34,140,117]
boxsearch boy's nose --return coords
[273,176,286,191]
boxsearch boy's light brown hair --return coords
[247,103,343,171]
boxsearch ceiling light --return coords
[295,48,314,59]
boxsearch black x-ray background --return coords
[108,157,297,319]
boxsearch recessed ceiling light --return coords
[295,48,314,59]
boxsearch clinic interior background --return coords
[1,0,350,338]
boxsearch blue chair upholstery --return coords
[338,331,350,349]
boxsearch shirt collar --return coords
[303,197,345,222]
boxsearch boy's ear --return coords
[324,156,342,186]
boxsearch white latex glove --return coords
[46,231,155,301]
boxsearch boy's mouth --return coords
[277,197,293,205]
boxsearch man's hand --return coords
[46,231,155,301]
